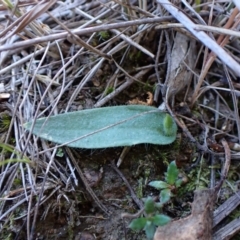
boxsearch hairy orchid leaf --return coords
[24,105,177,148]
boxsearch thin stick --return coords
[65,147,110,215]
[156,0,240,76]
[0,17,175,52]
[110,160,144,212]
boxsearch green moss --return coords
[178,158,211,197]
[13,178,22,187]
[98,31,110,41]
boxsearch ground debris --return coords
[154,189,214,240]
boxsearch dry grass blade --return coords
[65,147,110,215]
[191,6,240,105]
[157,0,240,76]
[0,1,37,11]
[1,0,240,239]
[48,11,111,60]
[0,16,173,52]
[2,0,56,39]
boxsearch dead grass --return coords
[1,0,240,239]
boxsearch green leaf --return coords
[155,202,163,209]
[56,148,64,157]
[0,143,31,166]
[175,179,183,188]
[144,221,156,239]
[0,158,31,166]
[163,114,176,136]
[24,105,177,149]
[129,218,147,231]
[165,161,179,185]
[152,214,171,226]
[160,188,171,204]
[148,180,170,190]
[144,197,155,214]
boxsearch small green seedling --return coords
[129,161,183,239]
[149,161,183,204]
[129,197,171,239]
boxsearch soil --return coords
[35,145,172,240]
[4,144,190,240]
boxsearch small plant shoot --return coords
[165,160,179,185]
[129,161,183,239]
[129,197,171,239]
[163,113,176,136]
[149,161,183,204]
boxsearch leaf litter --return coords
[1,0,240,239]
